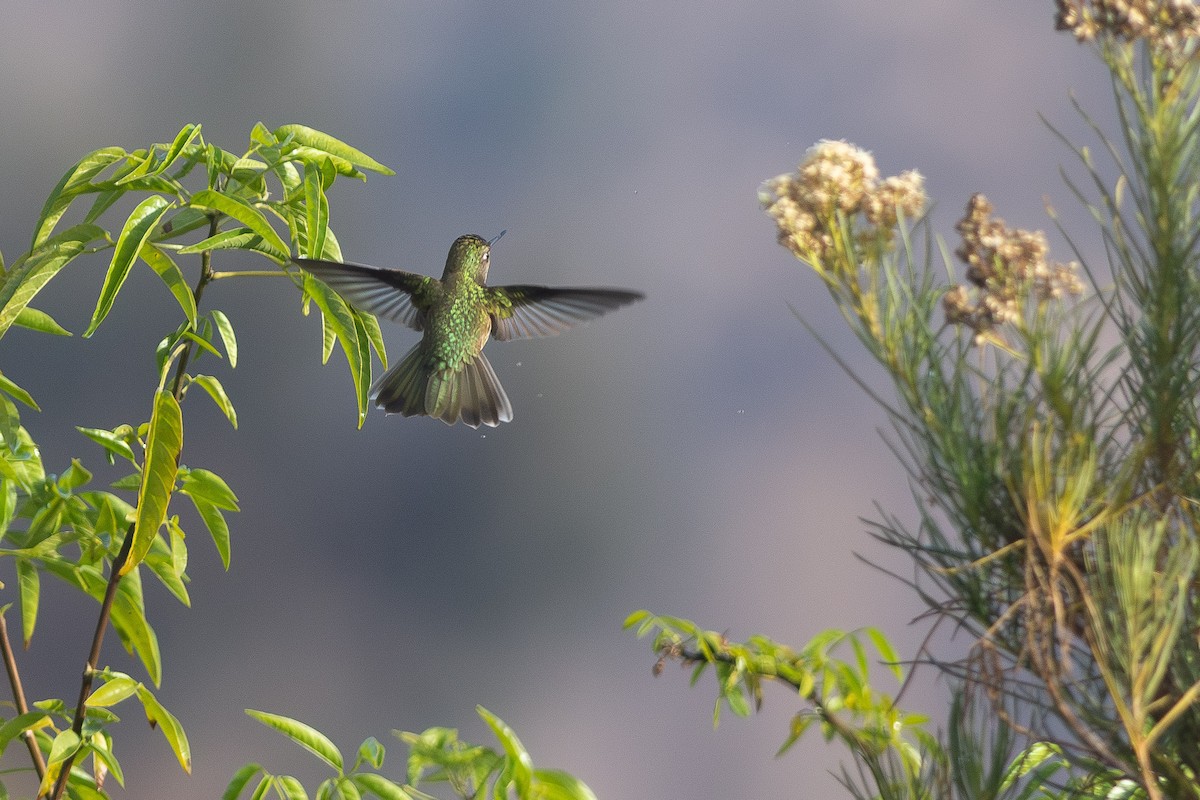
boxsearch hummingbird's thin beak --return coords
[489,230,507,246]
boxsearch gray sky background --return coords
[0,3,1112,798]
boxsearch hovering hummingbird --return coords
[295,233,643,428]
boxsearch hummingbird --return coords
[295,233,643,428]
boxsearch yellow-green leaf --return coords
[122,390,183,575]
[139,243,197,326]
[274,124,395,175]
[85,195,174,338]
[189,190,289,261]
[136,685,192,774]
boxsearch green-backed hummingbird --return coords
[295,233,643,428]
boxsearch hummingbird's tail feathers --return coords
[371,343,428,418]
[372,344,513,428]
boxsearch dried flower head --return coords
[1055,0,1200,43]
[760,141,926,267]
[946,194,1085,341]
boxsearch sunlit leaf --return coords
[531,769,599,800]
[0,239,87,341]
[139,244,197,326]
[0,371,38,410]
[304,166,329,260]
[13,306,71,336]
[189,495,231,570]
[222,763,264,800]
[211,310,238,368]
[136,684,192,773]
[85,195,174,338]
[16,558,38,647]
[32,146,126,247]
[245,709,344,773]
[76,426,137,464]
[179,468,239,510]
[189,189,289,260]
[122,390,183,576]
[274,125,395,175]
[87,674,139,708]
[476,707,532,797]
[350,773,412,800]
[189,374,238,429]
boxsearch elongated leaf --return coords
[180,468,239,510]
[223,763,265,800]
[111,579,163,685]
[136,685,192,773]
[350,773,412,800]
[76,426,137,464]
[0,396,18,454]
[33,147,126,247]
[153,124,203,178]
[139,244,197,325]
[16,557,38,646]
[531,769,599,800]
[275,125,395,175]
[351,310,371,427]
[85,195,174,337]
[305,274,364,414]
[190,374,238,428]
[477,707,532,797]
[88,674,139,708]
[304,167,328,259]
[189,190,289,259]
[122,390,183,575]
[0,711,51,757]
[0,240,85,341]
[246,710,344,772]
[190,495,231,570]
[0,371,38,410]
[355,309,387,370]
[13,306,71,336]
[39,729,83,798]
[176,228,274,258]
[211,310,238,368]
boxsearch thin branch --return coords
[48,523,135,800]
[169,213,219,401]
[0,613,46,780]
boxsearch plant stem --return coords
[0,612,46,781]
[169,213,220,401]
[48,523,135,800]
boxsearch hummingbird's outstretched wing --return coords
[294,258,439,331]
[488,286,644,341]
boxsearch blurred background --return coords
[0,2,1112,797]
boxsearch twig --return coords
[0,612,46,780]
[47,523,135,800]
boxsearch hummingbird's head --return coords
[444,234,496,283]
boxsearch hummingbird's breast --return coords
[424,278,492,371]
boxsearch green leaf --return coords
[189,189,290,261]
[88,674,139,708]
[13,306,71,336]
[211,310,238,368]
[865,627,903,682]
[189,495,231,570]
[189,374,238,429]
[136,684,192,774]
[304,166,329,260]
[76,426,137,464]
[177,228,286,261]
[122,390,183,576]
[275,125,395,175]
[40,729,82,798]
[0,711,50,757]
[15,558,38,647]
[179,467,239,510]
[0,240,86,342]
[351,310,371,428]
[223,763,264,800]
[0,371,38,410]
[246,710,344,773]
[305,274,365,417]
[110,570,163,685]
[32,146,126,247]
[85,195,174,337]
[356,737,385,770]
[476,707,532,798]
[355,309,387,371]
[139,243,197,326]
[349,773,412,800]
[0,396,19,455]
[531,769,599,800]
